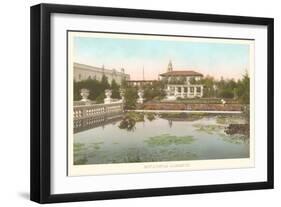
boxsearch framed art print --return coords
[30,3,274,203]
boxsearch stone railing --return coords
[73,88,125,132]
[73,102,124,120]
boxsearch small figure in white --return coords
[221,99,226,105]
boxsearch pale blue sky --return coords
[73,35,250,80]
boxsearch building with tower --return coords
[159,61,204,100]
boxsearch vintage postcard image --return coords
[67,31,254,176]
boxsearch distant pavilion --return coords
[127,80,158,87]
[159,61,204,99]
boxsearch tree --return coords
[101,75,110,91]
[111,79,120,99]
[199,75,215,97]
[236,71,250,104]
[143,81,165,101]
[121,78,128,88]
[218,88,234,98]
[73,76,110,101]
[216,78,237,99]
[124,87,138,109]
[95,93,105,103]
[73,80,81,100]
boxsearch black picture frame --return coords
[30,3,274,204]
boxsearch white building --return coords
[74,62,130,84]
[159,61,204,99]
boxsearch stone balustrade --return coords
[73,102,124,120]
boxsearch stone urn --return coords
[137,89,144,104]
[104,89,112,104]
[80,88,90,102]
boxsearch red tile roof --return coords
[160,70,203,77]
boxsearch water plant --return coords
[193,124,224,134]
[74,156,88,165]
[216,115,245,125]
[159,112,205,121]
[219,133,249,145]
[145,134,195,146]
[74,143,85,150]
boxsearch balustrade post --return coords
[104,106,107,117]
[82,107,87,118]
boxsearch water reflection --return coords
[118,112,146,131]
[168,120,173,128]
[146,113,156,121]
[159,112,207,122]
[118,117,136,131]
[73,113,250,165]
[74,115,123,133]
[193,124,225,135]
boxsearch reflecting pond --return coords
[74,113,249,165]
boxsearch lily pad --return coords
[145,134,194,146]
[193,124,224,134]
